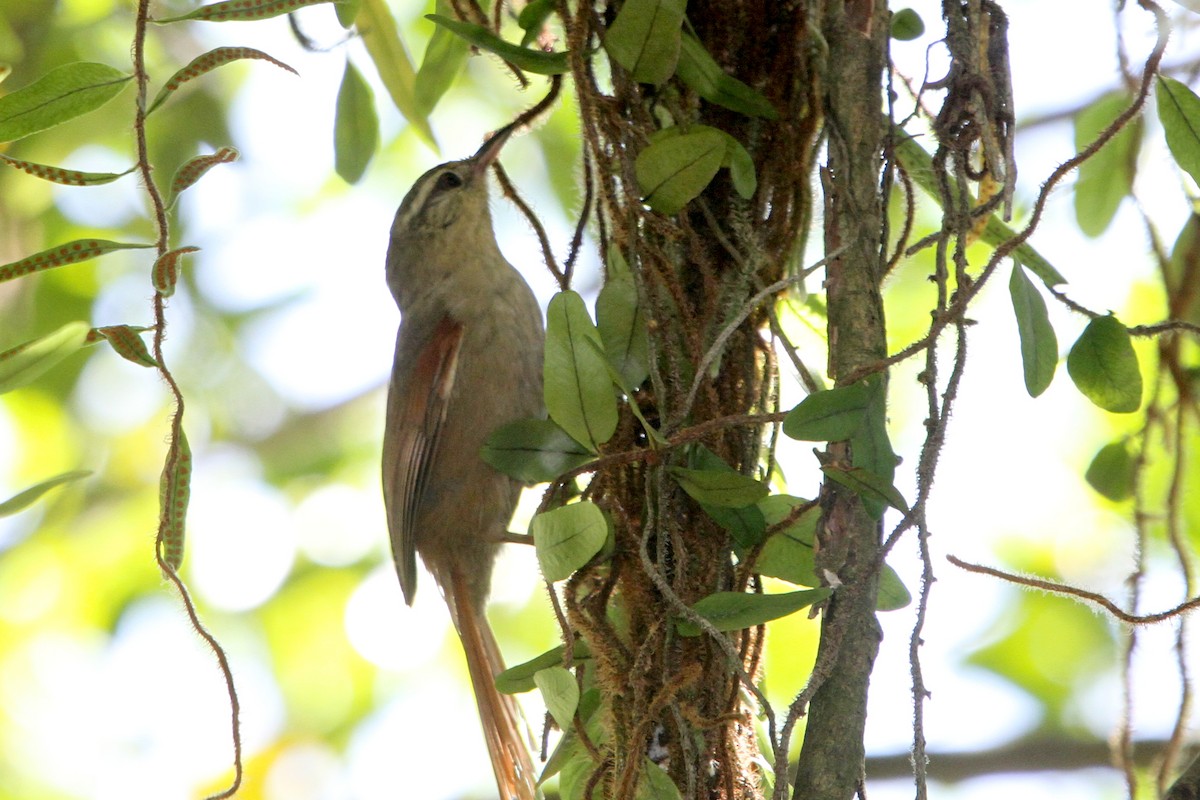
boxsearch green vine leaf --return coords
[544,291,618,452]
[602,0,686,85]
[336,0,361,26]
[155,0,345,23]
[636,126,725,214]
[414,0,470,114]
[0,240,153,284]
[1073,93,1142,237]
[0,62,131,143]
[676,588,832,636]
[0,321,90,394]
[751,494,819,586]
[426,14,571,75]
[481,418,594,484]
[1066,315,1143,413]
[0,153,134,185]
[168,147,239,204]
[148,47,297,114]
[532,501,609,582]
[495,640,593,694]
[534,666,579,730]
[152,246,200,297]
[359,0,435,148]
[1008,262,1058,397]
[821,465,910,515]
[595,269,650,389]
[158,430,193,572]
[518,0,557,46]
[0,470,92,518]
[782,382,870,441]
[1157,75,1200,187]
[96,325,157,368]
[890,8,925,40]
[1085,440,1136,502]
[669,466,769,508]
[334,60,379,184]
[676,32,777,119]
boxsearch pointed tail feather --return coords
[441,566,538,800]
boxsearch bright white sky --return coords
[4,0,1200,798]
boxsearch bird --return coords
[381,122,543,800]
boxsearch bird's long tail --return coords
[441,565,538,800]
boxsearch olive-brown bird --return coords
[382,124,543,800]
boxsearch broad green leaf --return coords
[821,465,910,515]
[675,32,777,119]
[336,0,361,27]
[545,291,618,452]
[1074,93,1141,237]
[1066,315,1142,413]
[0,154,134,185]
[595,271,649,388]
[519,0,557,47]
[891,123,1066,287]
[704,502,766,548]
[676,588,832,636]
[0,321,90,394]
[415,0,469,114]
[360,0,435,148]
[890,8,925,40]
[1008,262,1058,397]
[636,127,725,214]
[669,466,768,508]
[751,494,818,586]
[481,418,594,484]
[636,760,683,800]
[533,501,609,581]
[427,15,571,75]
[1157,75,1200,187]
[782,382,869,441]
[0,62,131,143]
[155,0,342,22]
[877,564,911,611]
[849,377,896,492]
[0,470,91,517]
[1167,214,1200,323]
[1085,440,1136,501]
[334,60,379,184]
[148,47,297,114]
[496,640,593,694]
[559,752,599,800]
[539,688,602,784]
[602,0,686,85]
[534,667,579,729]
[722,134,756,198]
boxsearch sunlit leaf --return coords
[890,8,925,40]
[151,246,200,297]
[427,14,571,75]
[1066,315,1142,413]
[496,640,592,694]
[148,47,297,114]
[0,321,90,394]
[1073,92,1141,237]
[782,382,869,441]
[334,60,379,184]
[96,325,157,368]
[1008,262,1058,397]
[1085,440,1136,502]
[675,32,777,119]
[1157,75,1200,187]
[751,494,818,586]
[0,239,153,283]
[669,466,769,508]
[336,0,361,27]
[0,154,134,185]
[544,291,618,452]
[533,501,608,581]
[481,417,594,484]
[155,0,343,23]
[414,0,469,114]
[535,666,579,729]
[676,588,832,636]
[169,146,239,203]
[602,0,686,85]
[360,0,435,147]
[0,470,91,517]
[635,126,725,214]
[0,62,131,143]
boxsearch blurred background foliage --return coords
[0,0,1198,799]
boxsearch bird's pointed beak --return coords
[470,121,518,175]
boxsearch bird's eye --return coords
[434,171,464,191]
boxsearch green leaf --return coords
[782,382,870,441]
[675,32,777,119]
[669,466,769,508]
[891,123,1066,288]
[602,0,686,85]
[722,134,757,198]
[877,564,911,611]
[635,126,725,214]
[534,667,579,729]
[0,154,135,185]
[0,470,92,518]
[0,321,90,394]
[518,0,557,47]
[539,688,602,784]
[334,60,379,184]
[1008,262,1058,397]
[676,588,832,636]
[533,501,609,581]
[0,62,131,143]
[336,0,361,27]
[1085,440,1136,502]
[1074,93,1141,237]
[96,325,157,368]
[559,752,599,800]
[704,502,766,548]
[1066,315,1143,413]
[426,14,571,75]
[481,418,594,484]
[751,495,818,585]
[890,8,925,40]
[414,0,470,115]
[636,760,683,800]
[1167,214,1200,324]
[359,0,435,148]
[848,377,896,489]
[544,291,618,452]
[821,465,910,515]
[595,271,650,388]
[1157,75,1200,187]
[155,0,343,22]
[496,640,593,694]
[148,47,297,115]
